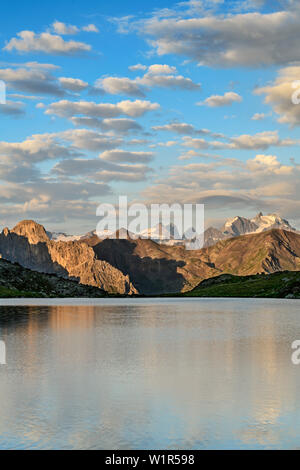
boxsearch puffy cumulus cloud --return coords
[0,133,81,164]
[46,99,160,118]
[141,151,300,222]
[58,129,122,152]
[95,65,200,96]
[0,65,66,97]
[82,24,99,33]
[139,72,200,91]
[99,149,154,163]
[52,21,79,35]
[183,131,299,150]
[255,66,300,126]
[53,158,151,182]
[113,100,160,117]
[59,77,89,92]
[198,92,242,107]
[0,130,155,230]
[129,64,147,72]
[0,62,91,99]
[52,21,99,35]
[147,64,177,74]
[46,100,120,118]
[4,30,91,56]
[98,77,146,97]
[0,121,155,229]
[247,154,293,174]
[182,137,210,149]
[0,100,25,117]
[71,117,143,133]
[142,8,300,67]
[0,130,122,167]
[226,131,297,150]
[98,118,142,133]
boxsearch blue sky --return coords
[0,0,300,233]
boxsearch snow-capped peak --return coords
[250,212,295,233]
[47,231,82,242]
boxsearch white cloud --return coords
[0,133,81,164]
[0,100,25,117]
[153,122,196,134]
[152,122,222,137]
[251,112,269,120]
[182,137,210,149]
[0,65,66,96]
[46,99,160,118]
[4,30,91,55]
[199,92,242,107]
[52,21,79,35]
[139,72,200,91]
[98,118,142,133]
[148,64,177,74]
[255,66,300,126]
[82,24,99,33]
[71,117,143,133]
[53,158,151,182]
[129,64,147,71]
[58,129,122,151]
[247,154,293,174]
[141,8,300,67]
[51,21,99,35]
[141,150,300,222]
[59,77,89,91]
[97,77,146,97]
[227,131,297,150]
[183,130,299,150]
[95,64,200,96]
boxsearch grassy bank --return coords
[182,271,300,299]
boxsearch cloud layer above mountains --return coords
[0,0,300,231]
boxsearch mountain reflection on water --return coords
[0,298,299,450]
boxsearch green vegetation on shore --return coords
[182,271,300,299]
[0,254,300,299]
[0,258,105,298]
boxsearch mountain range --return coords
[47,212,297,249]
[0,213,299,295]
[204,212,296,247]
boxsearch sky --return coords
[0,0,300,233]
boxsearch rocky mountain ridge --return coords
[46,212,297,249]
[0,220,137,295]
[0,257,106,298]
[0,219,300,295]
[204,212,297,247]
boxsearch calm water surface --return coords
[0,298,300,450]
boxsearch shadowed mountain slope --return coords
[1,221,300,295]
[0,221,136,295]
[0,258,106,298]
